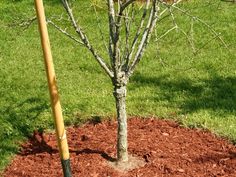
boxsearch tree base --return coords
[108,155,146,172]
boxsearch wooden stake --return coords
[34,0,72,176]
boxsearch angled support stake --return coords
[34,0,72,176]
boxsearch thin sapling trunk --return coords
[113,80,128,162]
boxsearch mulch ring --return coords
[3,117,236,177]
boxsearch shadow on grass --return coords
[131,71,236,115]
[0,97,50,169]
[0,97,49,138]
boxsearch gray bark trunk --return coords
[113,85,128,162]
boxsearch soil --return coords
[3,117,236,177]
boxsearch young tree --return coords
[58,0,162,164]
[60,0,161,163]
[47,0,225,165]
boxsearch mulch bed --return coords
[3,117,236,177]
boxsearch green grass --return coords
[0,0,236,172]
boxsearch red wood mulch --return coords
[3,117,236,177]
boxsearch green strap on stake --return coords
[61,159,72,177]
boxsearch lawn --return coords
[0,0,235,172]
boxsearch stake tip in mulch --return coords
[61,159,72,177]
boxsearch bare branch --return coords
[166,5,196,53]
[8,16,37,30]
[189,17,196,53]
[107,0,121,75]
[124,8,131,54]
[128,0,158,77]
[155,25,177,41]
[92,4,109,54]
[159,0,183,17]
[61,0,114,78]
[125,0,151,69]
[178,27,197,54]
[194,34,221,54]
[168,5,178,27]
[122,5,133,63]
[47,19,84,46]
[121,0,136,12]
[164,3,228,48]
[107,0,116,43]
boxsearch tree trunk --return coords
[114,85,128,162]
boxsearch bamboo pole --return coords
[34,0,72,176]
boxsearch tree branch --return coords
[92,4,109,55]
[7,16,37,30]
[127,0,158,77]
[163,2,228,48]
[47,19,84,46]
[61,0,114,78]
[122,4,134,67]
[155,25,177,41]
[125,0,150,70]
[121,0,136,12]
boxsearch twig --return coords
[189,17,196,53]
[61,0,114,78]
[8,16,37,30]
[92,4,109,54]
[155,25,177,41]
[126,0,151,68]
[128,0,159,77]
[163,3,228,48]
[176,27,197,54]
[47,19,84,46]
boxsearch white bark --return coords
[114,84,128,162]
